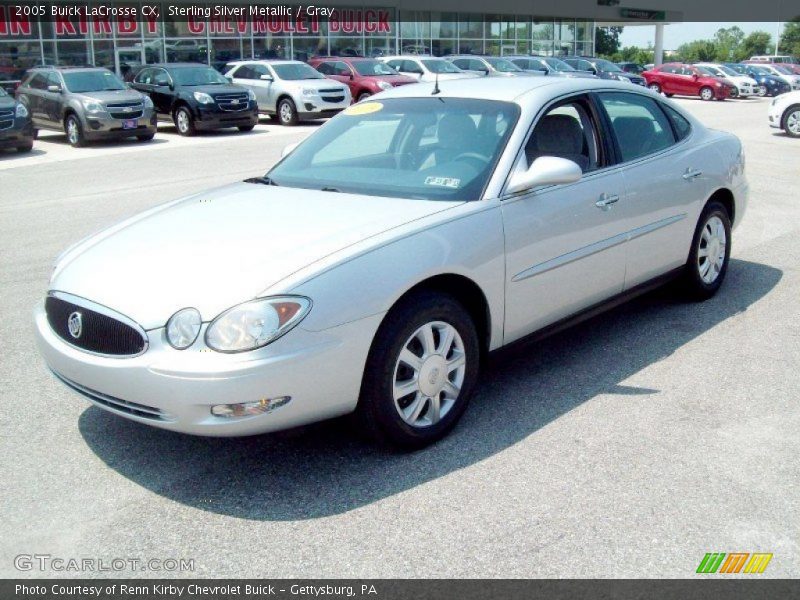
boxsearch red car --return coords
[308,57,416,103]
[643,63,735,100]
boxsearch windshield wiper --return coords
[244,176,279,186]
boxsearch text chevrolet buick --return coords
[35,78,747,449]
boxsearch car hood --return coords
[51,183,462,329]
[561,70,596,78]
[76,89,145,103]
[422,72,478,81]
[286,79,349,92]
[371,74,417,84]
[184,83,247,96]
[0,95,15,109]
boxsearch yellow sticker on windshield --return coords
[343,101,383,116]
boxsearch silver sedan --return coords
[35,77,747,449]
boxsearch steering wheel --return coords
[452,152,490,168]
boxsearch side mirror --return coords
[260,74,273,81]
[692,74,699,80]
[349,72,354,80]
[47,84,62,93]
[281,142,299,158]
[506,156,582,194]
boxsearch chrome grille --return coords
[105,101,144,120]
[54,372,166,421]
[0,108,13,131]
[214,92,249,112]
[45,293,147,357]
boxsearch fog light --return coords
[211,396,291,418]
[304,103,314,111]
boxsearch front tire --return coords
[681,201,732,301]
[65,114,85,147]
[238,124,255,132]
[277,98,298,126]
[357,92,372,102]
[757,85,768,97]
[16,142,33,153]
[700,86,714,101]
[782,105,800,138]
[136,132,155,142]
[173,106,195,136]
[356,291,480,450]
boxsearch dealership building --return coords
[0,1,694,88]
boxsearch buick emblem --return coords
[67,311,83,339]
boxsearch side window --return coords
[403,60,422,74]
[233,65,250,79]
[28,73,47,89]
[152,69,170,86]
[134,68,151,84]
[46,72,61,88]
[452,59,469,70]
[316,62,333,75]
[470,59,487,71]
[386,60,401,71]
[661,104,691,141]
[334,61,351,76]
[524,96,600,173]
[598,92,677,162]
[251,64,269,78]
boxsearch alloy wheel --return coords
[757,85,767,97]
[392,320,466,428]
[700,87,713,101]
[279,101,293,124]
[786,110,800,136]
[66,118,79,145]
[648,83,661,93]
[697,215,727,284]
[176,110,189,133]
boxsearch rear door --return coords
[595,91,711,288]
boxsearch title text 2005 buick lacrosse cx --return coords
[35,77,747,449]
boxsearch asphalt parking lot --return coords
[1,96,798,578]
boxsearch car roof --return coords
[374,75,642,104]
[146,63,210,69]
[227,59,304,66]
[380,55,436,60]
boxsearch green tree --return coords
[713,26,745,61]
[675,40,718,62]
[778,18,800,56]
[595,26,624,57]
[740,31,774,59]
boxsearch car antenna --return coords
[432,71,440,95]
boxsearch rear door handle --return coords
[595,193,619,210]
[682,168,703,181]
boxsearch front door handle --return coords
[682,168,703,181]
[595,193,620,210]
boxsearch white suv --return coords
[224,60,351,126]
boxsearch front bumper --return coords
[0,118,33,148]
[195,103,259,130]
[34,300,382,436]
[82,107,157,139]
[296,92,351,120]
[768,103,784,128]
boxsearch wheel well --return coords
[783,104,800,127]
[277,94,294,107]
[396,274,491,355]
[62,108,77,126]
[171,100,189,117]
[708,188,735,224]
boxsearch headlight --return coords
[715,82,722,87]
[301,87,316,96]
[377,81,393,90]
[15,103,28,118]
[166,307,202,350]
[205,296,312,353]
[83,100,103,113]
[142,95,153,108]
[247,89,256,101]
[193,91,214,104]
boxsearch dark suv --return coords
[15,66,156,147]
[130,63,258,136]
[0,84,34,153]
[562,56,646,86]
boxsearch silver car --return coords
[35,77,747,449]
[379,55,479,82]
[223,60,351,126]
[446,55,536,77]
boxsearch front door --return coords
[229,63,273,112]
[502,95,628,343]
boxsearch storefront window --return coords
[210,38,249,72]
[531,40,554,56]
[431,13,456,39]
[431,39,456,57]
[532,20,555,41]
[457,39,483,55]
[458,17,483,40]
[365,37,395,59]
[399,11,430,39]
[330,37,363,57]
[256,36,292,60]
[164,38,208,64]
[0,41,41,87]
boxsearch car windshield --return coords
[595,59,623,72]
[544,58,575,71]
[62,70,126,92]
[696,66,718,76]
[621,63,644,73]
[0,87,7,97]
[273,63,324,80]
[268,98,520,201]
[486,58,522,72]
[749,65,770,75]
[773,65,792,74]
[717,65,738,76]
[171,67,228,86]
[422,59,462,73]
[353,60,397,76]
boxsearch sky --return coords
[617,22,781,50]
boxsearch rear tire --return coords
[782,105,800,138]
[680,201,732,301]
[356,291,480,450]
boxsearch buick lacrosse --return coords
[35,77,747,449]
